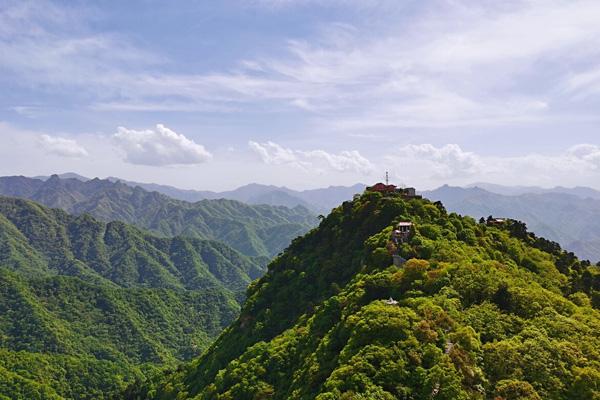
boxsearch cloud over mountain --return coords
[39,134,88,158]
[249,140,374,173]
[386,143,482,179]
[113,124,212,166]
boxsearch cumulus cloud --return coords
[380,142,600,188]
[248,140,374,173]
[248,141,298,165]
[390,144,482,178]
[113,124,212,166]
[39,134,88,158]
[301,149,374,173]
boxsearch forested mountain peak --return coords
[129,189,600,400]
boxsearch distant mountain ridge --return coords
[467,182,600,200]
[0,175,317,258]
[33,173,365,212]
[424,185,600,262]
[14,174,600,261]
[37,173,600,210]
[106,179,367,213]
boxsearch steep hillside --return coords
[128,191,600,400]
[0,196,264,399]
[424,185,600,262]
[0,175,317,258]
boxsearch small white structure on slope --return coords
[384,297,399,306]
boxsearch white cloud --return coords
[377,142,600,189]
[416,1,600,70]
[248,140,374,173]
[300,149,373,173]
[4,0,600,132]
[248,141,298,165]
[387,144,482,179]
[0,1,161,98]
[113,124,212,166]
[39,134,88,158]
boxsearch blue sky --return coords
[1,0,600,190]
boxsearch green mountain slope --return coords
[128,190,600,400]
[0,196,264,399]
[0,175,317,258]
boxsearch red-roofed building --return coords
[367,182,397,193]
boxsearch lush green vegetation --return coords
[128,191,600,399]
[0,175,317,258]
[425,185,600,262]
[0,196,265,398]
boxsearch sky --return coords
[1,0,600,191]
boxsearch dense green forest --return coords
[128,190,600,399]
[424,185,600,262]
[0,196,266,398]
[0,175,317,258]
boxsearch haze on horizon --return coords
[1,0,600,191]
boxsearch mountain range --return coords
[24,174,600,262]
[127,187,600,400]
[467,182,600,200]
[0,196,267,398]
[103,179,366,214]
[34,173,365,213]
[1,177,599,399]
[0,175,317,259]
[0,173,600,261]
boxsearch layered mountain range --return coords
[5,174,600,262]
[0,175,317,259]
[33,173,365,213]
[1,177,599,399]
[0,196,267,398]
